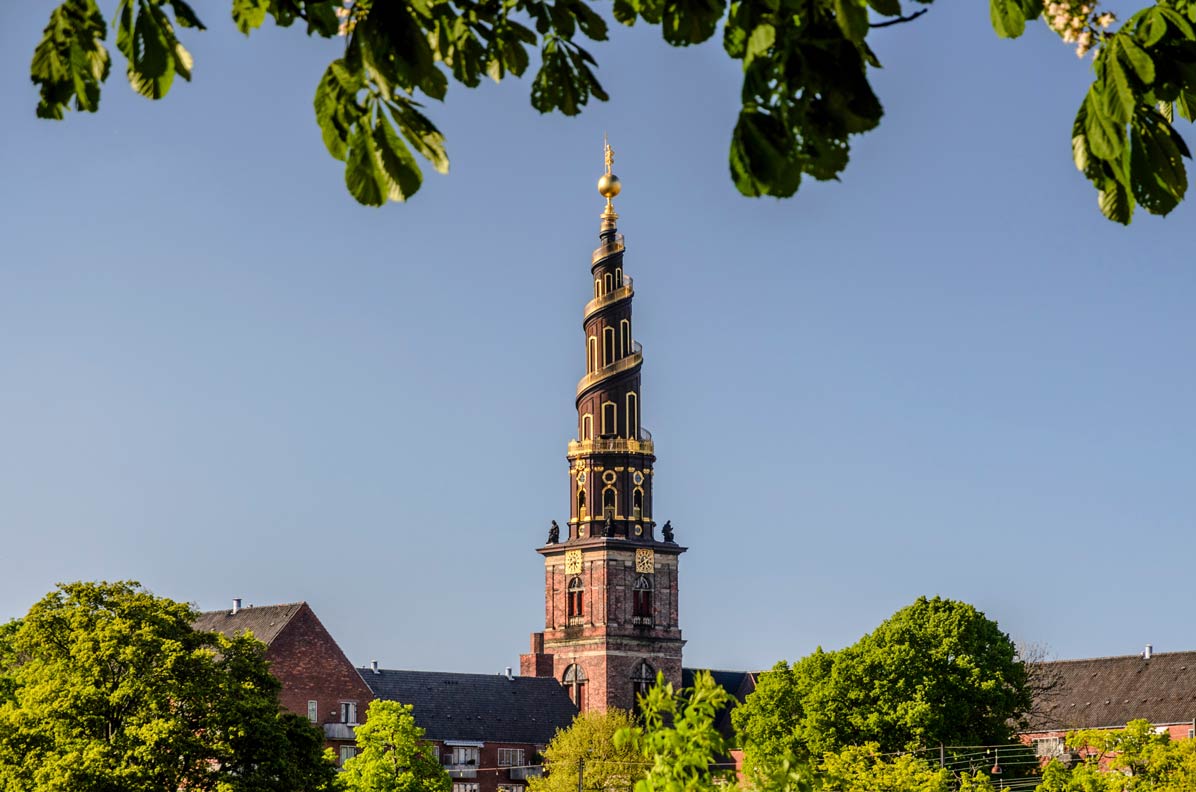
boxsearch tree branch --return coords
[870,9,929,28]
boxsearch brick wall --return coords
[434,739,548,792]
[265,603,374,751]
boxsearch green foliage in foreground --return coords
[612,672,998,792]
[340,699,451,792]
[731,596,1031,771]
[0,580,338,792]
[528,708,643,792]
[24,0,1196,223]
[1037,719,1196,792]
[615,671,737,792]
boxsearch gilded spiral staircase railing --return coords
[576,341,642,400]
[583,274,633,323]
[592,232,625,264]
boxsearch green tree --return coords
[615,671,735,792]
[1037,719,1196,792]
[529,708,644,792]
[819,744,995,792]
[23,0,1196,223]
[340,699,450,792]
[612,672,995,792]
[731,596,1032,773]
[0,580,338,792]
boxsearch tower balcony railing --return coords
[567,427,654,457]
[576,343,642,398]
[583,275,633,320]
[592,233,625,264]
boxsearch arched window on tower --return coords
[602,487,616,519]
[603,327,615,366]
[625,391,638,439]
[632,575,653,626]
[631,661,655,703]
[604,273,613,293]
[595,279,602,299]
[620,319,630,356]
[581,414,593,441]
[632,488,643,520]
[577,490,587,520]
[567,577,585,626]
[588,336,598,373]
[563,664,587,709]
[615,267,623,287]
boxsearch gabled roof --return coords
[1029,651,1196,732]
[360,669,579,745]
[193,602,305,646]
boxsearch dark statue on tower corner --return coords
[548,520,560,544]
[662,520,674,543]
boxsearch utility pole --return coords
[939,744,945,768]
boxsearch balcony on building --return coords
[323,722,357,742]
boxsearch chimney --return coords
[1144,644,1153,660]
[232,598,242,615]
[371,660,380,674]
[505,666,513,680]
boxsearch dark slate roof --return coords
[360,669,578,745]
[193,602,305,646]
[1029,651,1196,731]
[682,668,759,739]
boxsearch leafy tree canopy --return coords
[731,596,1032,772]
[0,580,339,792]
[819,744,996,792]
[1038,719,1196,792]
[529,707,644,792]
[615,671,736,792]
[341,699,450,792]
[24,0,1196,223]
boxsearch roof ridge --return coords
[364,667,552,678]
[1034,650,1196,665]
[196,600,307,616]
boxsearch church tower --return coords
[520,142,685,713]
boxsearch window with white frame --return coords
[453,784,480,792]
[1032,737,1064,757]
[340,701,358,724]
[498,748,525,767]
[307,700,318,724]
[499,786,525,792]
[339,746,357,766]
[426,742,440,763]
[451,746,480,766]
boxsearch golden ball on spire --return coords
[598,173,622,199]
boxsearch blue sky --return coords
[1,2,1193,675]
